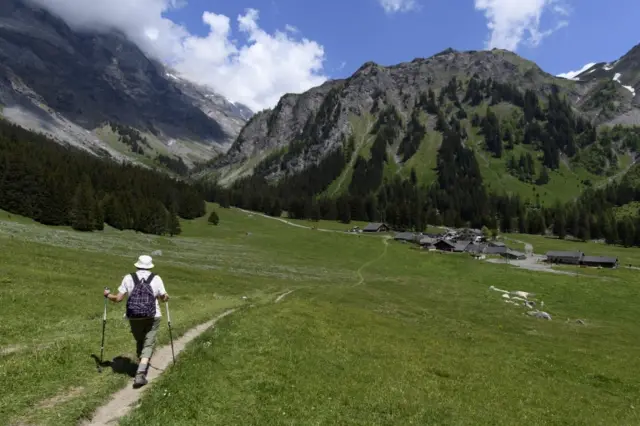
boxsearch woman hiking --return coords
[103,254,169,388]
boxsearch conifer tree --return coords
[553,208,567,239]
[94,200,105,231]
[167,205,181,236]
[208,210,220,225]
[70,175,96,232]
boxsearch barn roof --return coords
[394,232,417,241]
[582,256,618,264]
[454,241,472,251]
[485,246,507,254]
[363,223,386,231]
[420,237,438,245]
[545,251,584,258]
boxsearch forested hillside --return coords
[0,119,207,235]
[203,75,640,247]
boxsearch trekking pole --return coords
[98,287,109,373]
[165,300,175,365]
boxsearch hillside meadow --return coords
[0,206,639,425]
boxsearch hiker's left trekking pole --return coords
[165,300,175,365]
[99,287,109,373]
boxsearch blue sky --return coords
[36,0,640,111]
[164,0,639,80]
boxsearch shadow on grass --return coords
[90,354,138,377]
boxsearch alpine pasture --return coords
[1,206,639,426]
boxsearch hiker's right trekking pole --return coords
[165,300,175,366]
[98,287,109,373]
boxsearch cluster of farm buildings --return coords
[355,223,619,269]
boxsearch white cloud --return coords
[378,0,417,14]
[557,62,596,80]
[474,0,570,51]
[29,0,327,112]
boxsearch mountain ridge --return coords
[0,0,252,169]
[206,45,640,193]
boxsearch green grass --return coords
[324,114,375,198]
[285,216,371,231]
[94,125,158,168]
[614,201,640,219]
[123,230,640,426]
[463,125,611,205]
[400,131,442,185]
[2,205,640,425]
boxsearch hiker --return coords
[103,254,169,388]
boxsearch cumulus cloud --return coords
[557,62,596,80]
[378,0,417,14]
[474,0,570,51]
[29,0,327,112]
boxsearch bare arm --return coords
[155,276,169,302]
[104,289,125,303]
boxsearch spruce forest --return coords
[0,119,205,235]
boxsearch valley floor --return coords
[1,207,639,425]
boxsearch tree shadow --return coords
[90,354,138,377]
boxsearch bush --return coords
[208,210,220,226]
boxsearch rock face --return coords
[0,0,251,164]
[569,44,640,126]
[210,45,640,184]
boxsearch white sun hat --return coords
[134,255,154,269]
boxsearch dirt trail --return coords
[83,288,298,425]
[237,207,312,230]
[82,309,237,426]
[275,290,295,303]
[236,207,359,235]
[353,237,390,286]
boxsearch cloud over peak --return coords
[474,0,570,51]
[29,0,327,112]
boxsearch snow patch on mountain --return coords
[557,62,596,80]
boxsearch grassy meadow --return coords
[1,207,639,425]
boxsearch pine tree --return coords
[536,167,550,185]
[70,175,96,232]
[94,200,105,231]
[208,210,220,226]
[268,198,283,217]
[137,200,168,235]
[337,195,351,224]
[577,210,591,241]
[310,201,321,222]
[553,208,567,239]
[104,195,128,230]
[167,205,181,236]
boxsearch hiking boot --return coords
[133,372,148,389]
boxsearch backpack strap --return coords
[131,272,156,285]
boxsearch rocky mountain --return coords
[0,0,252,169]
[567,44,640,125]
[207,44,640,205]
